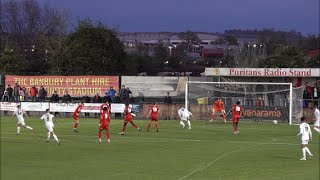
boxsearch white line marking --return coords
[176,149,241,180]
[0,134,301,146]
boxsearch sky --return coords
[43,0,319,35]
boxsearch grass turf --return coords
[1,117,319,180]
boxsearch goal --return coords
[185,81,304,125]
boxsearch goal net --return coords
[185,81,304,125]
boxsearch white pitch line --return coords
[0,134,301,146]
[176,148,241,180]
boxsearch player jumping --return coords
[147,102,160,132]
[178,106,193,129]
[297,117,313,160]
[313,104,320,133]
[120,103,140,135]
[98,107,111,143]
[209,98,226,123]
[40,109,61,145]
[232,101,243,135]
[11,105,34,135]
[72,101,84,133]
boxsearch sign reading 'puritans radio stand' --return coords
[205,68,320,77]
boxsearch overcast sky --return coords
[43,0,319,35]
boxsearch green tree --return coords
[178,31,200,52]
[60,19,126,75]
[154,40,168,67]
[259,44,308,68]
[224,35,238,45]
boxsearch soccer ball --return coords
[273,120,278,124]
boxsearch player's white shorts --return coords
[180,117,190,121]
[314,120,320,127]
[46,124,54,132]
[301,139,309,145]
[17,118,25,126]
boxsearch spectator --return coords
[256,97,265,107]
[1,91,10,116]
[102,92,112,104]
[29,85,38,102]
[120,85,128,103]
[313,82,319,107]
[107,86,116,102]
[13,83,21,102]
[303,83,311,108]
[20,87,28,102]
[62,91,72,117]
[62,91,72,103]
[267,93,274,107]
[114,92,121,103]
[246,86,254,106]
[163,92,172,120]
[38,86,47,102]
[93,93,102,118]
[50,91,61,117]
[114,92,122,118]
[129,93,135,104]
[82,94,91,118]
[6,84,13,101]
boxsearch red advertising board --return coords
[5,75,119,97]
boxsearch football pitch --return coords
[1,117,319,180]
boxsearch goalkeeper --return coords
[209,98,227,123]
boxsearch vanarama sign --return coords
[239,106,288,121]
[205,68,320,77]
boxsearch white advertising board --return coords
[111,103,125,113]
[49,103,126,113]
[0,102,19,111]
[21,102,50,112]
[49,103,79,113]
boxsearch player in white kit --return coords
[178,106,193,129]
[313,105,320,133]
[11,105,34,135]
[296,117,313,160]
[40,109,61,145]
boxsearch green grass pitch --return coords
[1,117,319,180]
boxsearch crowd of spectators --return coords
[1,83,48,103]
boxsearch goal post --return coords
[185,81,303,125]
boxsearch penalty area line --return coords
[176,148,241,180]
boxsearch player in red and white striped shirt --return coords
[232,101,243,135]
[120,103,140,135]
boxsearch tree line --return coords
[1,0,319,77]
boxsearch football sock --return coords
[73,123,78,129]
[53,134,59,142]
[98,131,102,138]
[187,120,191,128]
[26,126,33,130]
[180,121,185,127]
[131,122,139,129]
[302,148,306,159]
[106,132,110,139]
[155,122,159,129]
[147,123,151,129]
[305,147,312,156]
[47,132,51,140]
[122,124,127,132]
[314,127,320,133]
[98,138,102,143]
[17,127,20,134]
